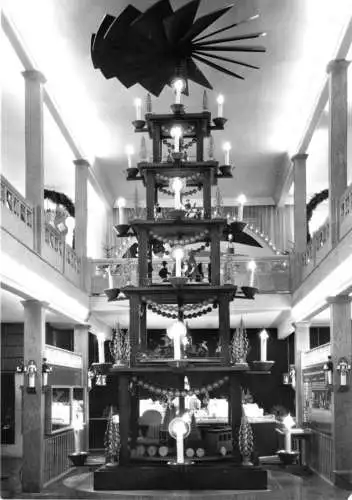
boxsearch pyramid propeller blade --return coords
[181,4,234,44]
[192,53,244,80]
[194,32,265,46]
[186,58,213,89]
[193,50,259,69]
[193,44,266,52]
[163,0,201,44]
[193,15,260,43]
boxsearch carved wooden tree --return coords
[238,414,254,465]
[230,317,249,364]
[110,323,130,366]
[104,407,121,464]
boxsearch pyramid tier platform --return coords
[94,462,268,491]
[130,217,227,234]
[122,284,237,304]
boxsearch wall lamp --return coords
[336,357,351,392]
[323,356,333,386]
[16,358,52,393]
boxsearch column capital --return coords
[74,158,90,168]
[326,59,350,74]
[22,69,46,84]
[292,321,311,330]
[326,295,351,305]
[291,153,308,162]
[21,299,49,309]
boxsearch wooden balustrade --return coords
[90,255,290,294]
[340,183,352,237]
[308,429,334,483]
[1,175,33,228]
[43,429,75,485]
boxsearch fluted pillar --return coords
[292,154,308,253]
[22,70,46,254]
[327,59,350,245]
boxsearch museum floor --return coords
[1,458,352,500]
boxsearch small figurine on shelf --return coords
[198,340,209,357]
[154,202,162,219]
[159,261,170,282]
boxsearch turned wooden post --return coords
[210,227,221,285]
[138,229,148,286]
[219,296,230,364]
[129,295,140,364]
[146,171,155,219]
[140,302,147,349]
[118,375,131,464]
[152,124,162,162]
[229,373,242,459]
[203,170,212,219]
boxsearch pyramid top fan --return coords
[91,0,265,96]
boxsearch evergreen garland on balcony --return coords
[44,189,75,217]
[306,189,329,242]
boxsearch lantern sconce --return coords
[337,357,351,392]
[323,356,333,387]
[42,358,52,391]
[15,360,27,388]
[26,360,37,393]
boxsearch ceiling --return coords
[2,0,352,206]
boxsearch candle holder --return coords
[104,288,121,302]
[218,164,233,177]
[172,152,183,161]
[249,360,275,371]
[277,450,300,466]
[170,103,185,115]
[169,276,188,287]
[241,286,258,299]
[68,451,89,466]
[229,221,247,233]
[126,167,139,179]
[113,224,130,237]
[132,119,146,130]
[169,209,186,220]
[213,117,227,128]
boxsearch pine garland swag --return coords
[44,189,75,217]
[306,189,329,242]
[238,415,254,465]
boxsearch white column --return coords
[292,153,308,253]
[74,159,89,288]
[293,321,310,426]
[74,324,90,451]
[21,299,47,492]
[22,70,46,254]
[327,59,350,246]
[327,295,352,473]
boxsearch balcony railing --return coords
[1,175,81,287]
[291,219,331,290]
[1,174,34,248]
[340,182,352,238]
[89,255,290,295]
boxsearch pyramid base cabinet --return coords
[94,462,268,490]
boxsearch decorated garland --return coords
[150,229,209,246]
[44,189,75,217]
[306,189,329,242]
[145,301,218,320]
[130,375,229,399]
[158,185,201,197]
[156,172,202,184]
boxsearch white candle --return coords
[74,429,81,454]
[176,434,184,463]
[173,79,184,104]
[125,145,134,168]
[284,430,291,453]
[108,267,113,288]
[176,256,182,277]
[117,197,126,225]
[174,334,181,361]
[97,333,105,363]
[259,329,269,362]
[171,126,182,153]
[172,177,183,209]
[341,372,347,386]
[172,247,184,278]
[247,260,256,287]
[223,142,231,165]
[134,98,142,120]
[217,94,224,117]
[237,194,246,221]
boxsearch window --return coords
[45,386,85,435]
